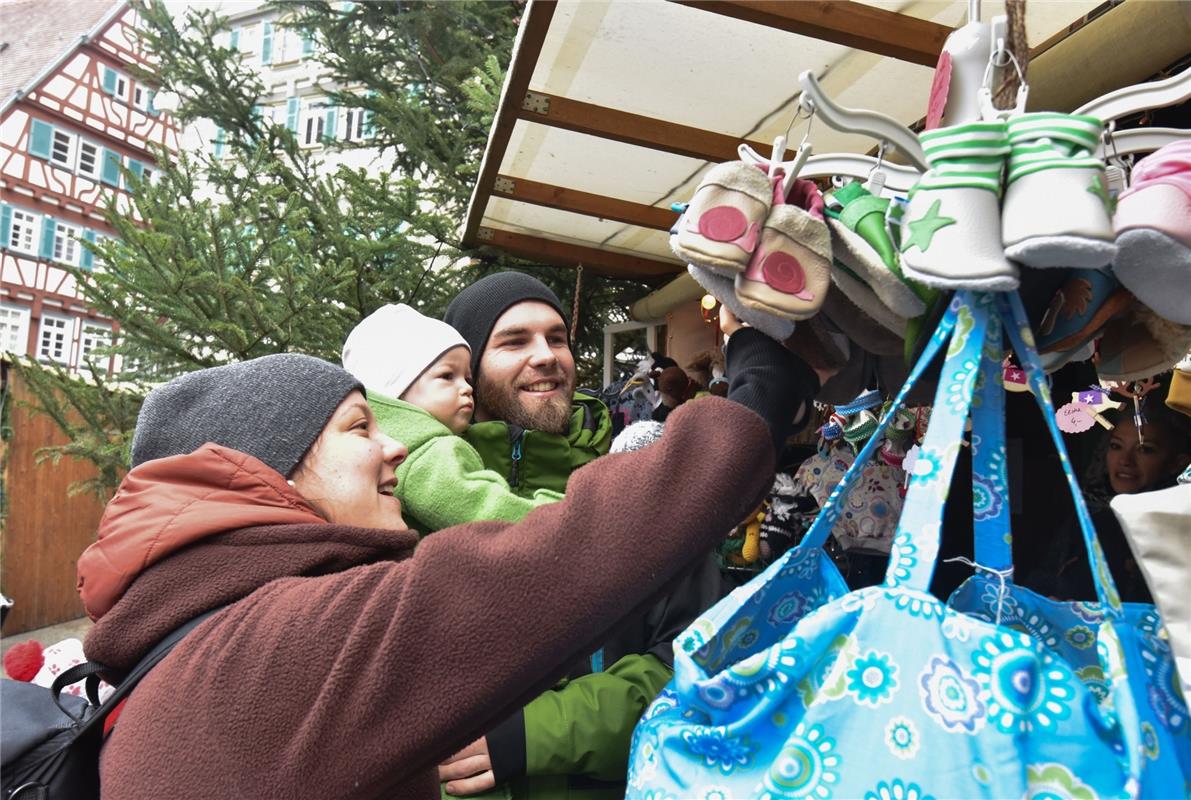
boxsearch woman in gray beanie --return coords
[76,330,818,798]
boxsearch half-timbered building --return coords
[0,0,178,373]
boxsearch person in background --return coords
[1027,398,1191,602]
[341,303,561,534]
[76,329,804,799]
[438,272,821,799]
[651,366,695,422]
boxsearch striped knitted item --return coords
[1007,113,1104,184]
[912,121,1009,196]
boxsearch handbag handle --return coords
[884,291,995,592]
[994,292,1123,611]
[795,295,960,553]
[886,292,1123,613]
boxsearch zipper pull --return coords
[509,435,523,488]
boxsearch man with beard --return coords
[438,272,807,800]
[444,271,611,497]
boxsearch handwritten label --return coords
[1057,402,1096,433]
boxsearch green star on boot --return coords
[901,199,957,254]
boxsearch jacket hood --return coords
[78,444,325,620]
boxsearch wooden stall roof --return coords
[462,0,1110,281]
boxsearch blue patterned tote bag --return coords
[627,291,1159,800]
[947,294,1191,791]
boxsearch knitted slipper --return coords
[825,182,926,317]
[820,283,903,357]
[686,264,795,341]
[735,178,832,320]
[1112,140,1191,325]
[1037,269,1133,354]
[785,314,849,376]
[1003,113,1116,269]
[900,121,1018,290]
[671,161,773,276]
[1098,303,1191,383]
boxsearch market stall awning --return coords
[462,0,1160,282]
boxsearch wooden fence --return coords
[1,362,106,635]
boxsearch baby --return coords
[342,304,560,533]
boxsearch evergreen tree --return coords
[17,0,652,498]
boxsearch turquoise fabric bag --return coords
[627,291,1172,799]
[948,295,1191,791]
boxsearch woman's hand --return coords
[719,305,747,339]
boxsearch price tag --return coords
[1056,402,1096,433]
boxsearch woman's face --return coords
[290,391,409,529]
[1105,420,1189,495]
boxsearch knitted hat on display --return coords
[130,353,362,477]
[443,272,568,377]
[610,420,666,454]
[342,303,469,399]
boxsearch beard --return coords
[476,371,574,436]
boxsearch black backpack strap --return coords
[50,606,226,736]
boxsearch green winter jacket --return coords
[451,394,724,800]
[368,394,561,532]
[463,393,612,497]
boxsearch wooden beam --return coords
[462,0,557,248]
[672,1,951,67]
[492,175,678,231]
[517,92,768,162]
[477,228,681,280]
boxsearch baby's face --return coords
[401,346,474,434]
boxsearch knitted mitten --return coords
[672,161,773,276]
[1003,113,1116,269]
[900,121,1018,290]
[735,178,832,320]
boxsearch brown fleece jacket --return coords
[81,396,775,799]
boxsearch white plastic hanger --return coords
[1076,67,1191,124]
[977,27,1028,122]
[798,154,920,193]
[937,5,996,127]
[1096,127,1190,159]
[797,70,928,172]
[738,123,814,195]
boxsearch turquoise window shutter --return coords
[40,216,56,260]
[302,33,314,57]
[213,126,225,158]
[229,27,240,50]
[286,97,299,133]
[29,119,53,159]
[0,204,12,247]
[101,149,122,186]
[82,229,96,270]
[127,159,144,186]
[324,106,337,142]
[261,21,273,64]
[101,65,118,94]
[147,89,158,116]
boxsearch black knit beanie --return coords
[444,271,568,377]
[130,353,364,477]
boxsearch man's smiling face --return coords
[473,301,575,435]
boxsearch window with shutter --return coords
[0,305,31,356]
[8,210,39,254]
[28,119,53,159]
[50,129,75,167]
[77,140,101,178]
[101,149,122,186]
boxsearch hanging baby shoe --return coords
[1098,302,1191,383]
[1002,113,1116,269]
[686,264,795,342]
[734,178,832,320]
[825,181,927,318]
[900,120,1018,290]
[671,161,773,276]
[1112,140,1191,325]
[1036,269,1132,359]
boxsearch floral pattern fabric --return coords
[627,293,1177,799]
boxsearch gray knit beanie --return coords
[130,353,363,477]
[443,272,567,378]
